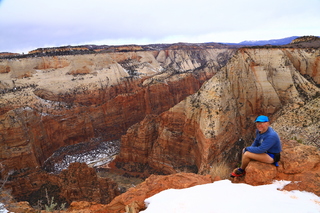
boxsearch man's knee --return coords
[243,151,274,163]
[243,151,251,157]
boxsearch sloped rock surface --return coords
[115,48,320,175]
[272,97,320,148]
[240,140,320,196]
[1,189,36,213]
[1,44,320,213]
[3,140,320,212]
[67,139,320,212]
[0,47,234,176]
[65,173,212,213]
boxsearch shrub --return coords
[209,161,231,180]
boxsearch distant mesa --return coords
[231,36,300,46]
[290,35,320,44]
[0,52,20,57]
[1,35,319,58]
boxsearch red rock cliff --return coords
[5,162,120,209]
[0,46,235,176]
[115,48,320,175]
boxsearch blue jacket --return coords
[246,127,282,154]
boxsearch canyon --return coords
[0,37,320,212]
[116,46,320,177]
[0,43,235,176]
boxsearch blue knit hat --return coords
[255,115,269,122]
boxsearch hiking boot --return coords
[230,168,246,177]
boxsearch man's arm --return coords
[245,135,277,154]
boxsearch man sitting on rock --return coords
[231,115,282,177]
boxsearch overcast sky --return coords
[1,0,320,53]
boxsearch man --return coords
[230,115,282,177]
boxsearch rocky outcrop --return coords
[67,172,212,213]
[0,65,10,73]
[282,48,320,84]
[238,139,320,196]
[0,52,20,58]
[284,36,320,48]
[5,162,120,209]
[0,189,35,213]
[2,139,319,213]
[53,140,320,213]
[115,48,320,176]
[63,139,320,213]
[26,43,230,56]
[2,171,212,213]
[1,41,320,212]
[272,97,320,148]
[0,46,234,176]
[290,35,320,44]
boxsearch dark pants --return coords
[267,152,281,162]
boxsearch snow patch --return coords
[141,179,320,213]
[0,202,9,213]
[43,140,120,174]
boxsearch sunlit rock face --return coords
[116,48,320,175]
[272,97,320,147]
[1,41,320,213]
[0,44,235,175]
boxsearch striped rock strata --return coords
[0,45,234,176]
[116,48,320,175]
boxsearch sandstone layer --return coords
[3,139,319,213]
[115,48,320,176]
[90,140,320,213]
[239,140,320,196]
[5,162,120,209]
[0,45,235,176]
[1,42,320,212]
[59,172,212,213]
[272,96,320,147]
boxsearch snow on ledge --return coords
[141,179,320,213]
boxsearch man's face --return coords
[255,122,270,133]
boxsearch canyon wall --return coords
[0,45,235,176]
[116,48,320,175]
[1,41,320,211]
[5,162,120,208]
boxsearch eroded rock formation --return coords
[272,97,320,148]
[290,35,320,44]
[3,138,319,213]
[5,162,119,209]
[115,47,320,176]
[1,40,320,212]
[237,140,320,196]
[64,139,320,212]
[0,45,234,176]
[66,172,212,213]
